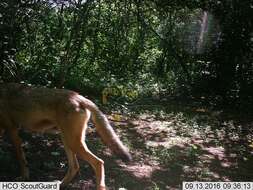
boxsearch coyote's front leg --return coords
[0,128,4,136]
[8,128,29,180]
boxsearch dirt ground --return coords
[0,101,253,190]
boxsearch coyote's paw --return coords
[15,175,29,181]
[16,169,30,181]
[97,185,108,190]
[23,168,30,180]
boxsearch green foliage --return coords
[0,0,252,108]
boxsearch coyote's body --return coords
[0,83,131,190]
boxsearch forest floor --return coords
[0,99,253,190]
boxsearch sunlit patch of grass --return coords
[151,181,161,190]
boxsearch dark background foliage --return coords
[0,0,252,109]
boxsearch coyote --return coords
[0,83,132,190]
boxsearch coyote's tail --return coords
[78,95,132,162]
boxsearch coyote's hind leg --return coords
[60,109,106,190]
[60,134,80,187]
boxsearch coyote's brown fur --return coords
[0,83,131,190]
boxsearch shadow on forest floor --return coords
[0,100,253,190]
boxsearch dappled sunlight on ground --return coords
[111,104,253,189]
